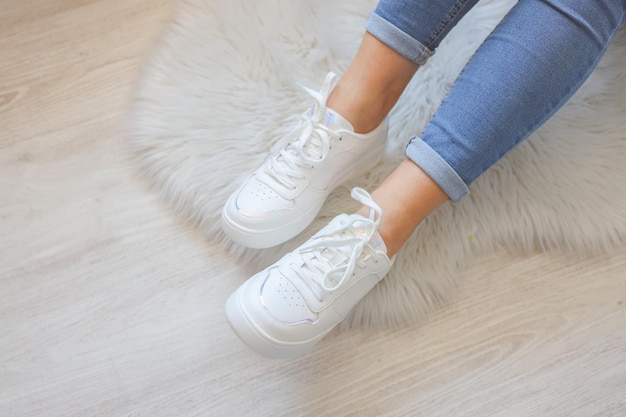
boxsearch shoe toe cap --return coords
[225,177,294,224]
[258,267,318,326]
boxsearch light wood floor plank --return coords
[1,1,624,416]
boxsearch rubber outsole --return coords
[220,199,322,249]
[224,286,321,359]
[221,143,386,249]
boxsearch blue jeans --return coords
[366,0,626,201]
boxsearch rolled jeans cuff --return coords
[405,136,469,202]
[365,12,433,65]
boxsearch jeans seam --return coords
[405,137,469,201]
[366,12,434,65]
[427,0,472,48]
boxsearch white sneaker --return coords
[225,188,393,359]
[221,72,388,248]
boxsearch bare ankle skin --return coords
[358,158,449,258]
[326,33,419,133]
[326,34,447,256]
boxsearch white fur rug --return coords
[128,0,626,328]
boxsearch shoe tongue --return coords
[341,214,388,254]
[296,108,354,162]
[326,250,348,267]
[324,108,354,132]
[366,229,388,253]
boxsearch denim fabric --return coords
[366,0,481,64]
[368,0,626,201]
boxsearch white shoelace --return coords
[264,73,341,190]
[290,188,383,301]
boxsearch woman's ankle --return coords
[326,33,419,133]
[358,158,450,258]
[327,91,387,133]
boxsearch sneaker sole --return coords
[225,285,327,359]
[221,197,323,249]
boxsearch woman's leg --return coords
[222,0,481,248]
[328,0,481,133]
[371,0,625,257]
[224,1,490,358]
[225,0,624,359]
[325,33,419,134]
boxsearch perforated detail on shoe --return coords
[248,180,282,202]
[261,272,316,325]
[235,178,291,216]
[275,275,306,308]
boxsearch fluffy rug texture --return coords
[128,0,626,328]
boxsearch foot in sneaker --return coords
[221,72,388,248]
[225,188,393,359]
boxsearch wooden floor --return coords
[1,1,625,416]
